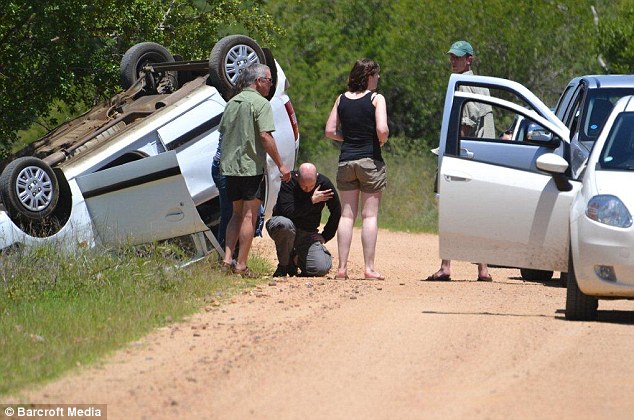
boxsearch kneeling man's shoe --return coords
[272,264,288,277]
[287,260,298,277]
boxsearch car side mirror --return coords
[524,123,560,148]
[536,153,568,174]
[536,153,572,191]
[527,123,552,142]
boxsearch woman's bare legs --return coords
[361,191,383,278]
[336,189,359,278]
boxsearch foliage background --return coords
[0,0,279,155]
[264,0,622,159]
[2,0,633,205]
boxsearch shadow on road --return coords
[554,309,634,325]
[422,309,634,324]
[420,310,553,318]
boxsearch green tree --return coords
[0,0,279,154]
[265,0,603,158]
[596,1,634,73]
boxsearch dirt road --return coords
[8,229,634,419]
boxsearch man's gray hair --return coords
[240,63,269,86]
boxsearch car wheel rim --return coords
[224,44,260,85]
[15,165,54,212]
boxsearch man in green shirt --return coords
[219,63,291,277]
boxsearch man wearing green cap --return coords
[447,40,496,138]
[425,40,493,282]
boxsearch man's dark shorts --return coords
[226,175,265,202]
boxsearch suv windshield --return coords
[580,88,634,144]
[599,112,634,170]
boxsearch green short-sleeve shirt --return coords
[219,88,276,176]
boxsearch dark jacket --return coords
[272,172,341,242]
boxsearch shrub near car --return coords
[435,73,634,321]
[0,35,299,257]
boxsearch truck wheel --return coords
[0,157,60,222]
[520,268,554,282]
[120,42,178,92]
[208,35,266,100]
[565,250,598,320]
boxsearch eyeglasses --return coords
[260,77,273,83]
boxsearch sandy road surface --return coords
[6,229,634,419]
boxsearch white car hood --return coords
[594,170,634,210]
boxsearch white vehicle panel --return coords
[440,156,577,271]
[264,93,298,215]
[174,133,220,206]
[76,152,208,245]
[438,74,576,272]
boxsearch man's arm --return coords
[274,178,297,217]
[259,131,291,182]
[321,179,341,243]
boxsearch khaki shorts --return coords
[336,158,386,193]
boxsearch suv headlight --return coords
[586,195,633,228]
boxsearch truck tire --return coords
[120,42,178,92]
[208,35,266,100]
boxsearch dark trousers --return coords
[266,216,332,276]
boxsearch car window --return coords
[459,100,551,144]
[599,112,634,170]
[579,88,634,144]
[565,90,584,137]
[555,84,577,120]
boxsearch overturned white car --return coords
[0,35,299,257]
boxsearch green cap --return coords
[447,40,474,57]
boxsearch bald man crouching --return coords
[266,163,341,277]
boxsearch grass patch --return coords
[304,139,439,233]
[0,242,271,396]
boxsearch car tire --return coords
[208,35,266,100]
[0,157,60,222]
[565,250,598,321]
[559,272,568,288]
[120,42,178,92]
[519,268,554,282]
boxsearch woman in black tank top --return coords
[325,58,389,280]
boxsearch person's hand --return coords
[310,233,325,243]
[279,165,291,182]
[311,185,334,204]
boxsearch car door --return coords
[438,74,581,272]
[75,151,209,246]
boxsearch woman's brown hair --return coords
[347,58,380,92]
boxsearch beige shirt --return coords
[458,70,496,138]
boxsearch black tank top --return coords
[337,91,383,162]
